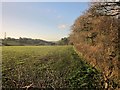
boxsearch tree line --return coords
[2,37,70,46]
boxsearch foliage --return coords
[69,1,119,89]
[2,46,101,89]
[56,37,70,45]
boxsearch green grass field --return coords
[2,46,101,89]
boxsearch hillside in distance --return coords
[1,37,56,46]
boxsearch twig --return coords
[22,83,34,90]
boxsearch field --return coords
[2,46,101,89]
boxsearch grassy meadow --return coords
[2,46,102,89]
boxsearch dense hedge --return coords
[70,2,119,89]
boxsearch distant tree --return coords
[19,37,24,45]
[57,37,70,45]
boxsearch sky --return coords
[1,2,89,41]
